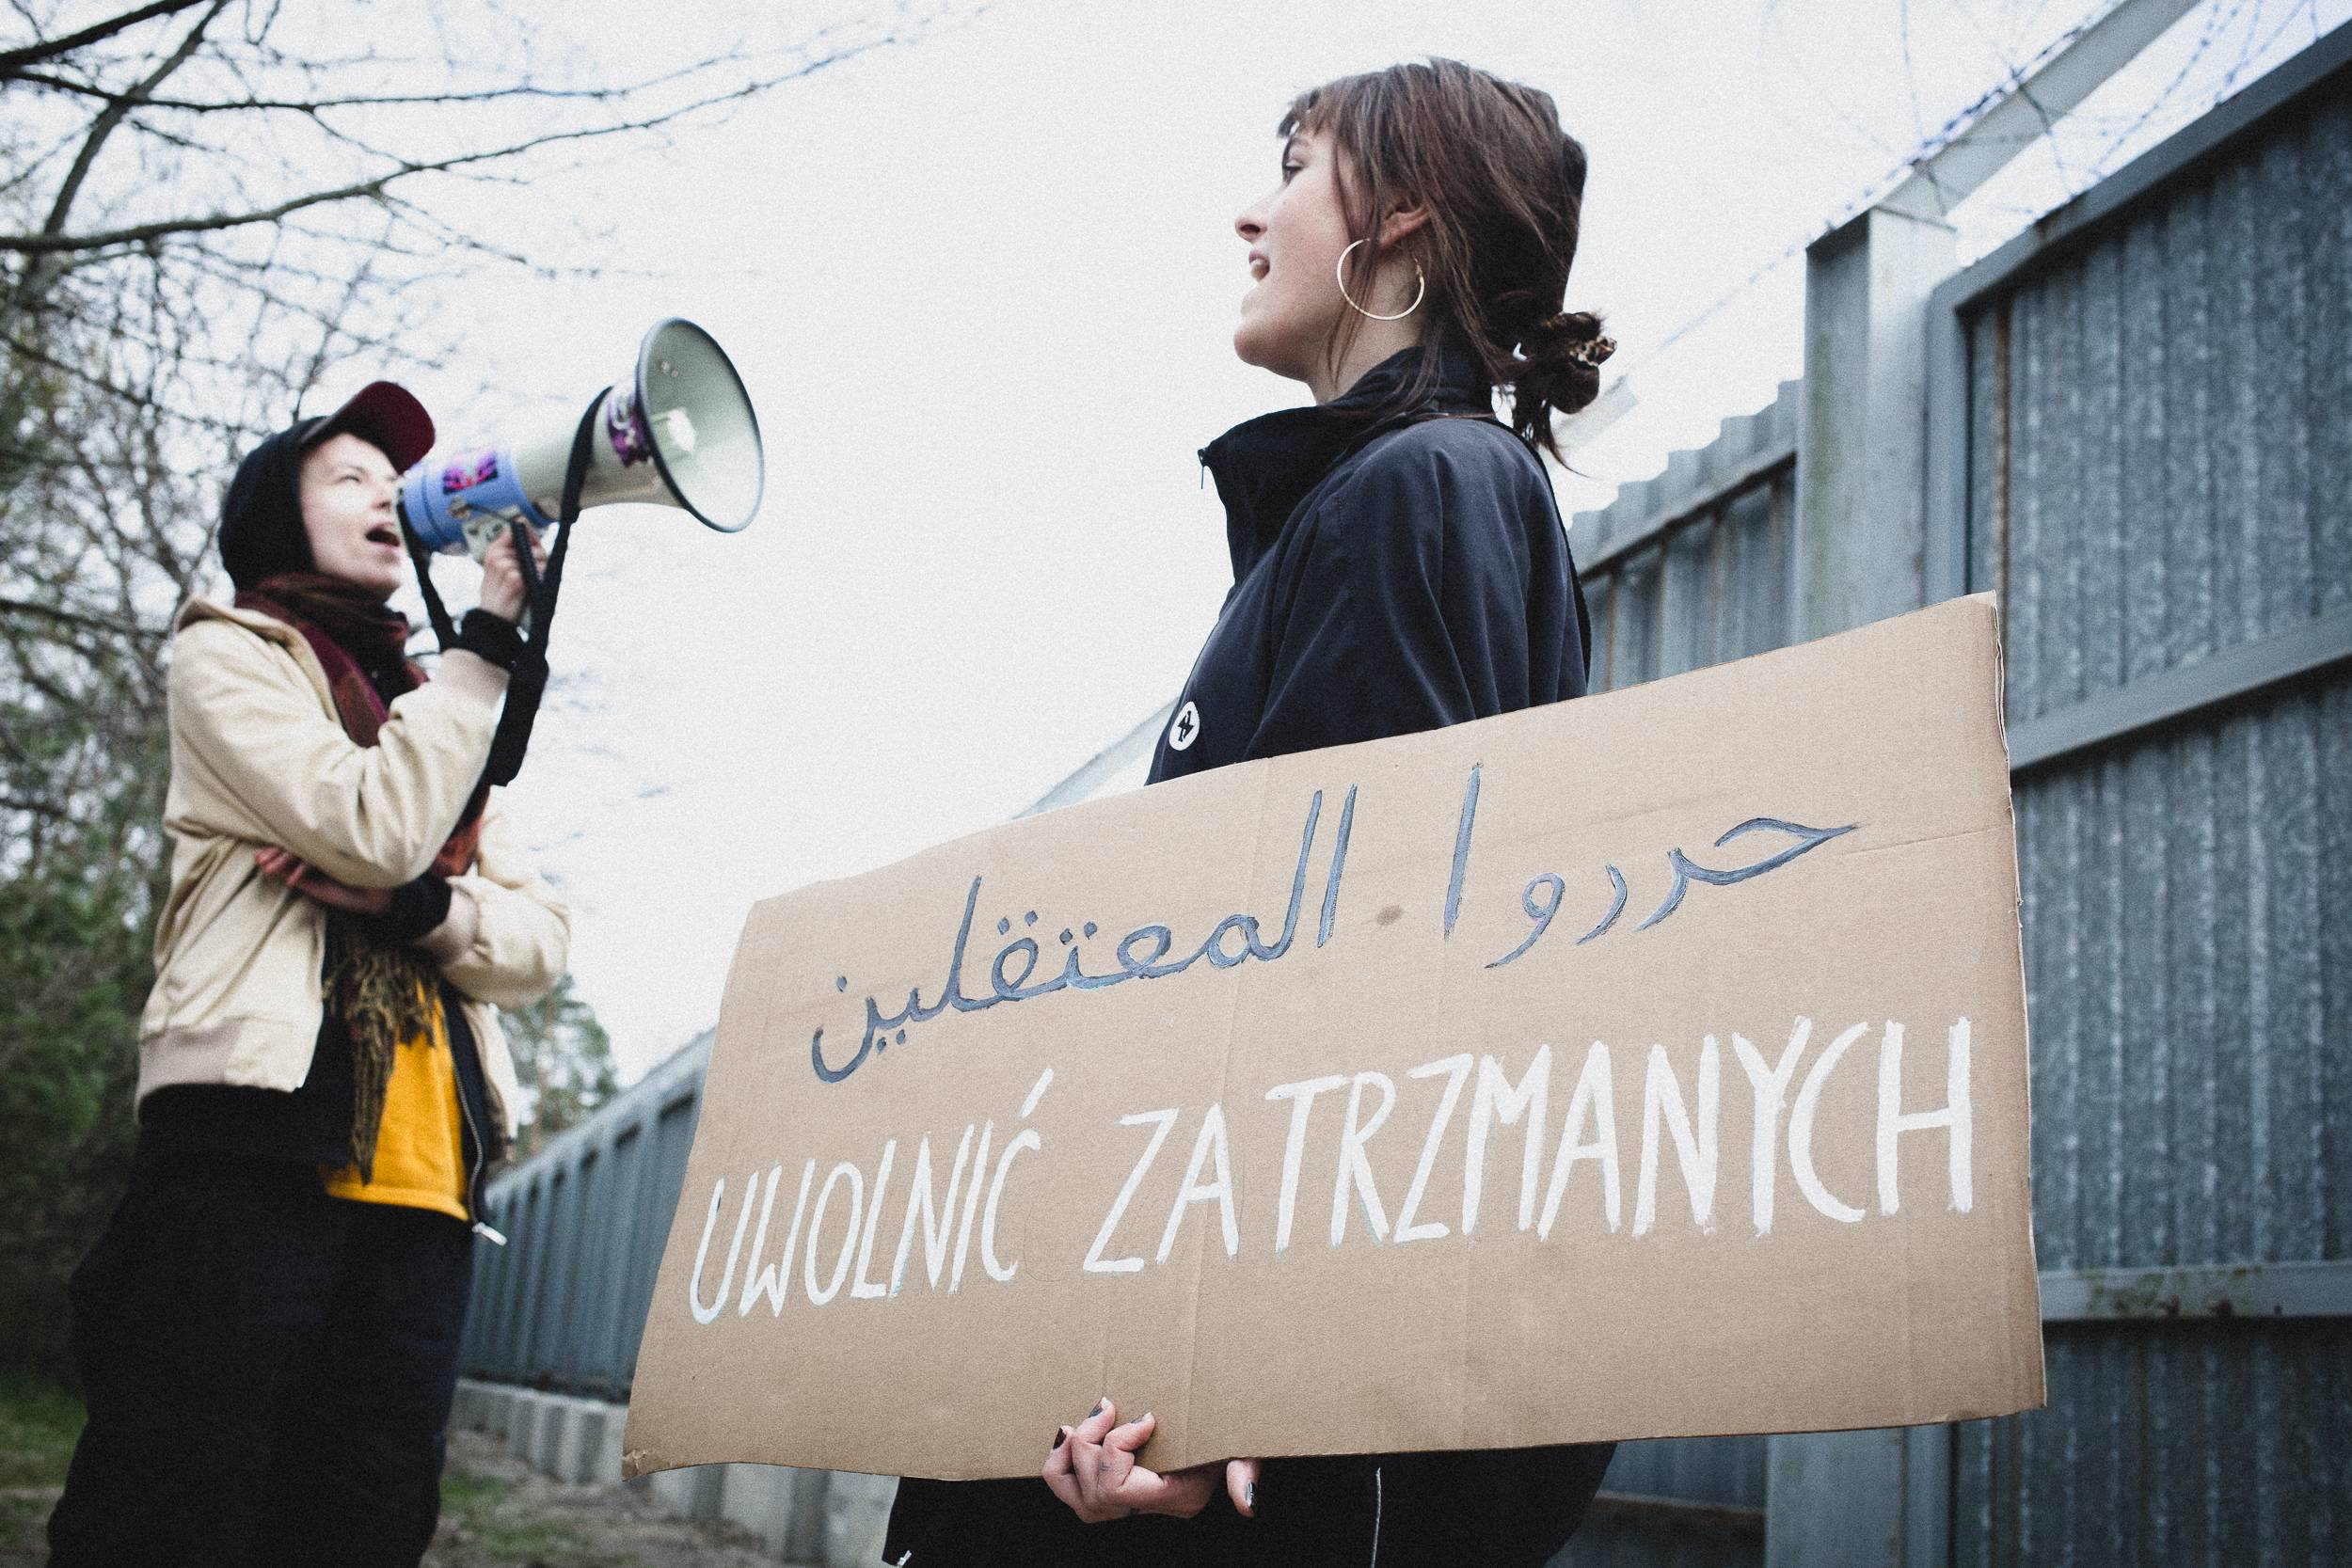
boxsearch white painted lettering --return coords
[803,1161,864,1307]
[740,1160,813,1316]
[1790,1022,1869,1223]
[1730,1019,1811,1236]
[949,1121,993,1292]
[1083,1108,1178,1275]
[1264,1074,1346,1254]
[689,1170,755,1325]
[849,1139,898,1299]
[1155,1103,1238,1262]
[1392,1054,1472,1244]
[1330,1070,1396,1245]
[1636,1038,1719,1236]
[1878,1018,1973,1215]
[1539,1043,1621,1237]
[1464,1044,1551,1235]
[981,1128,1041,1283]
[890,1128,976,1296]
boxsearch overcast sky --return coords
[358,0,2344,1080]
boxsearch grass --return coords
[0,1373,83,1551]
[0,1376,626,1566]
[436,1460,616,1566]
[0,1376,82,1489]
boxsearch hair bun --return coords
[1528,310,1614,368]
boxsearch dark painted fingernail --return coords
[1089,1402,1104,1418]
[1247,1481,1256,1510]
[1052,1427,1067,1449]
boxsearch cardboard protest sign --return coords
[624,594,2044,1481]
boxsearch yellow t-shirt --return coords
[321,997,469,1221]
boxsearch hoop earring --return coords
[1336,238,1425,322]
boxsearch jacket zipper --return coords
[454,1050,506,1245]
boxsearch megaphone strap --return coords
[403,525,461,653]
[473,389,603,789]
[525,388,602,649]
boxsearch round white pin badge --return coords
[1168,701,1200,752]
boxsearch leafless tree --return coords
[0,0,965,1370]
[3,0,949,720]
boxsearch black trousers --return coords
[885,1442,1616,1568]
[47,1148,475,1568]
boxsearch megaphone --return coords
[399,317,763,559]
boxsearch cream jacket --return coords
[136,598,569,1135]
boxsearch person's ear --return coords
[1376,198,1429,248]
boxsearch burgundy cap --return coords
[302,380,436,472]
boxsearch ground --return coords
[422,1429,787,1568]
[0,1378,79,1566]
[0,1377,797,1568]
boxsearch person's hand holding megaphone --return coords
[475,520,548,625]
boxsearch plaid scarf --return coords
[235,573,487,1179]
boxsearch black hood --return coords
[1199,344,1493,581]
[218,381,435,591]
[218,418,328,591]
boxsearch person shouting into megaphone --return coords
[47,383,571,1568]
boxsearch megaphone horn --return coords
[399,317,764,558]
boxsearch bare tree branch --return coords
[0,0,205,77]
[8,0,227,318]
[0,15,973,1219]
[0,24,904,257]
[0,594,140,645]
[9,53,740,112]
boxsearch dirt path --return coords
[427,1428,806,1568]
[1,1423,804,1568]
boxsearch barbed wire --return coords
[1612,0,2324,388]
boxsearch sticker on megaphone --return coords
[400,317,764,558]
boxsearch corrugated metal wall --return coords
[461,1035,711,1397]
[1564,1438,1770,1568]
[1574,383,1801,695]
[1947,54,2352,1568]
[1551,383,1802,1568]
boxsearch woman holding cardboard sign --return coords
[883,58,1613,1568]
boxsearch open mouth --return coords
[366,526,400,548]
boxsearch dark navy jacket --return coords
[887,347,1608,1568]
[1148,345,1589,785]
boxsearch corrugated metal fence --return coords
[461,1037,709,1400]
[1929,25,2352,1565]
[1576,380,1800,698]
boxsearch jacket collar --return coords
[178,594,306,644]
[1199,344,1493,580]
[177,595,337,713]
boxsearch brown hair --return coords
[1282,58,1610,460]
